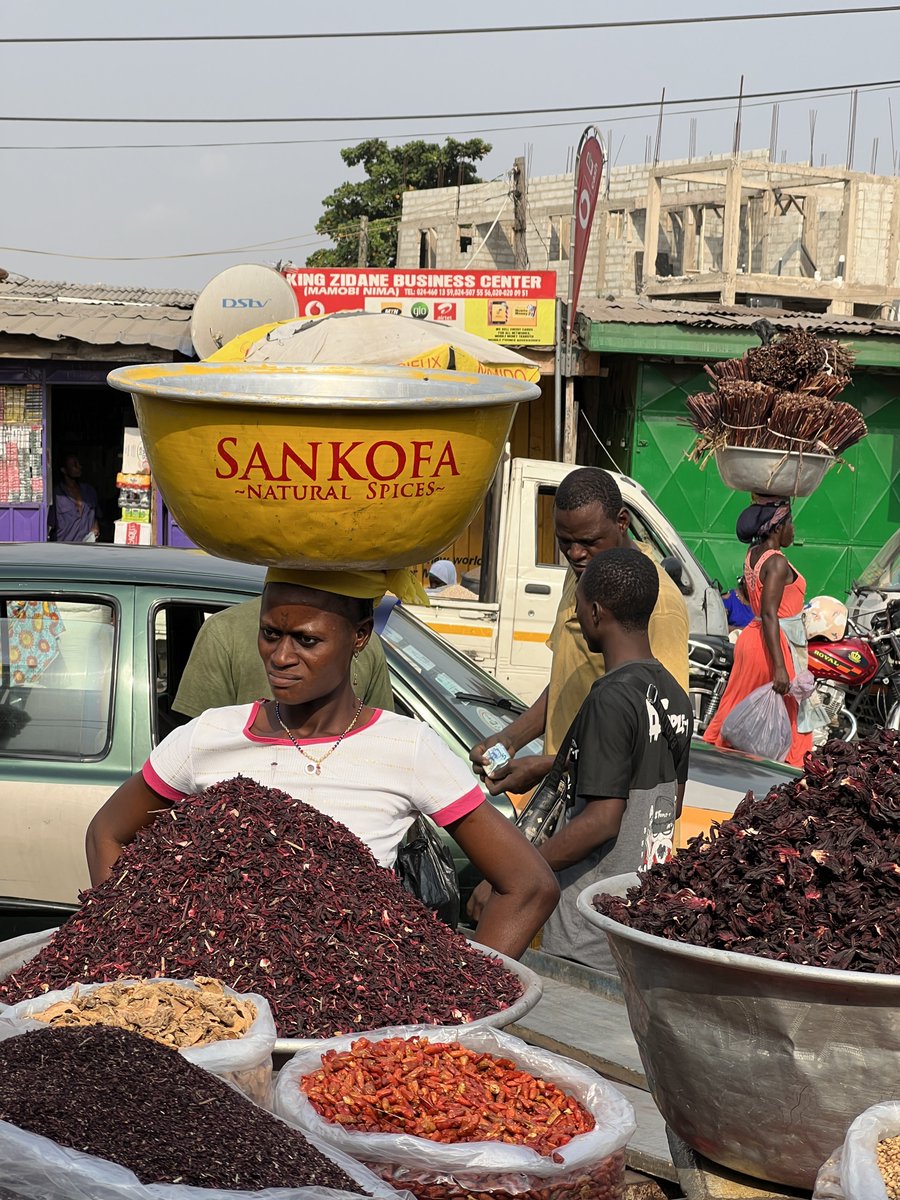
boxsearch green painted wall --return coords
[629,360,900,599]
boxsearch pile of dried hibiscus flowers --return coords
[596,730,900,972]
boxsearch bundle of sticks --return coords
[686,330,866,462]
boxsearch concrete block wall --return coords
[852,180,896,287]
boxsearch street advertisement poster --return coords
[281,268,557,346]
[568,128,606,343]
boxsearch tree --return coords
[307,137,491,268]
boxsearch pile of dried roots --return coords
[686,330,866,463]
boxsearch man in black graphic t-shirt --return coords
[540,547,693,973]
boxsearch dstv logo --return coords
[221,297,270,309]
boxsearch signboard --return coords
[282,268,557,346]
[567,128,605,342]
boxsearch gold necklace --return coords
[274,698,364,776]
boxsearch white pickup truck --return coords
[407,457,728,704]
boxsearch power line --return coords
[3,79,899,153]
[3,75,900,125]
[3,6,899,43]
[0,239,323,262]
[0,216,403,262]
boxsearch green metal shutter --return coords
[630,361,900,597]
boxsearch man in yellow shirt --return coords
[470,466,689,795]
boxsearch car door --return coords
[0,584,135,908]
[502,466,566,697]
[135,586,260,764]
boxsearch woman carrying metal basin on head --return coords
[95,357,558,959]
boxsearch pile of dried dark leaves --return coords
[0,777,523,1035]
[596,730,900,973]
[0,1024,361,1191]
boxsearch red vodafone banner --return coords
[566,128,605,342]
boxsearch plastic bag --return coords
[814,1148,846,1200]
[0,1019,410,1200]
[0,1117,407,1200]
[274,1023,635,1200]
[814,1102,900,1200]
[789,667,815,703]
[395,816,460,928]
[3,978,277,1108]
[721,683,792,762]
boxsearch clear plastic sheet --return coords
[814,1102,900,1200]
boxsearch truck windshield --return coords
[857,530,900,590]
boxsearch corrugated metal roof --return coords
[0,297,193,355]
[0,276,195,355]
[578,298,900,339]
[0,276,196,308]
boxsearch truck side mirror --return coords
[661,556,688,595]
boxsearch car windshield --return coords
[857,530,900,590]
[382,608,543,754]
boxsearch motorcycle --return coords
[688,634,734,735]
[807,597,900,743]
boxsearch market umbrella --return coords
[207,310,541,381]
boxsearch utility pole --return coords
[357,215,369,268]
[512,156,528,268]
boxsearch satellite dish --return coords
[190,265,299,359]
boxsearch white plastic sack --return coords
[0,1018,410,1200]
[274,1023,635,1198]
[814,1101,900,1200]
[721,683,792,762]
[0,1116,408,1200]
[4,978,277,1108]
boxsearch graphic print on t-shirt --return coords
[641,687,691,868]
[541,659,693,973]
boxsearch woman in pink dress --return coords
[704,500,812,767]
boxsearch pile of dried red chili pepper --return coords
[0,778,523,1035]
[596,731,900,972]
[301,1036,595,1155]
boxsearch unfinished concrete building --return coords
[397,151,900,318]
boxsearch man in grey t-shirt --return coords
[538,548,693,973]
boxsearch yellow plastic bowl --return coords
[106,362,539,569]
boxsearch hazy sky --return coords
[2,1,899,291]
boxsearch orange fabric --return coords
[704,548,812,768]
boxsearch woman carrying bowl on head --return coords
[703,500,813,768]
[86,568,559,960]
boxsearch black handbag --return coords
[513,678,688,848]
[396,815,461,928]
[514,723,578,846]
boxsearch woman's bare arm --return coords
[85,773,172,887]
[759,555,792,694]
[448,803,559,959]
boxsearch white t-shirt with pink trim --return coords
[144,703,484,868]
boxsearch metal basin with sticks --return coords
[715,445,834,497]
